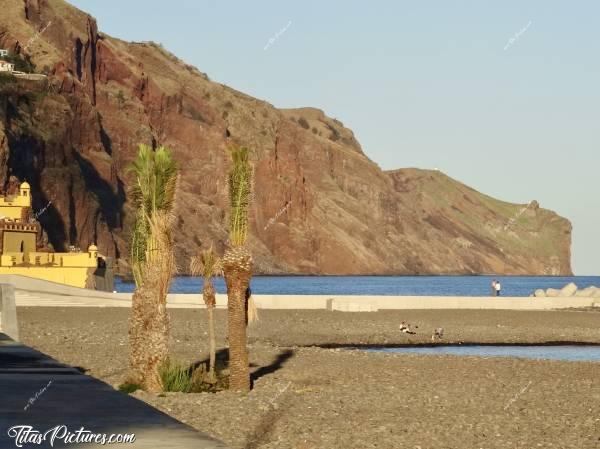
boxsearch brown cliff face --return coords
[0,0,572,275]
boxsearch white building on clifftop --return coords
[0,60,14,73]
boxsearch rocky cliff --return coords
[0,0,572,275]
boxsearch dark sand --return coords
[17,307,600,449]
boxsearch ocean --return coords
[115,275,600,297]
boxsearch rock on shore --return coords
[534,282,600,298]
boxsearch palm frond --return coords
[228,146,253,247]
[152,146,179,213]
[144,210,177,298]
[130,211,150,285]
[128,144,179,287]
[190,246,221,279]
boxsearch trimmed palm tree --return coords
[127,144,178,392]
[190,247,221,382]
[222,146,254,392]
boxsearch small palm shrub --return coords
[160,360,194,392]
[159,359,229,393]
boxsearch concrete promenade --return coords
[14,291,599,310]
[0,333,229,448]
[4,275,599,311]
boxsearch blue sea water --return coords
[115,275,600,297]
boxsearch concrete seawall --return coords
[0,274,129,300]
[0,284,19,340]
[254,295,598,311]
[153,293,600,311]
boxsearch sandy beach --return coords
[17,307,600,449]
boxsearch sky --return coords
[69,0,600,275]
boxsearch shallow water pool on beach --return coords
[364,345,600,362]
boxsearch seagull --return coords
[399,322,416,335]
[431,327,444,342]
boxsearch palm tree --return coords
[127,144,178,392]
[190,247,221,383]
[222,146,254,392]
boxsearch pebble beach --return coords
[17,307,600,449]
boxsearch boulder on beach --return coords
[575,286,597,297]
[559,282,578,297]
[532,283,599,298]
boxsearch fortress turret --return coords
[88,244,98,260]
[19,182,31,207]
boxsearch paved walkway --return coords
[0,333,229,448]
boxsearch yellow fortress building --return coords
[0,182,112,290]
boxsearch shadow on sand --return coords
[189,348,295,387]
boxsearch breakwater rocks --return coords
[533,282,600,298]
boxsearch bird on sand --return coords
[399,321,416,334]
[431,327,444,342]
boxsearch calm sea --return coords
[115,275,600,297]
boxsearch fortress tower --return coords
[0,182,112,290]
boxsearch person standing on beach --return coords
[491,280,497,296]
[495,280,502,296]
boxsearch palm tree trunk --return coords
[203,282,217,382]
[222,246,252,392]
[225,278,249,391]
[128,259,171,393]
[128,289,146,386]
[207,305,216,381]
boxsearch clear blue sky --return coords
[70,0,600,275]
